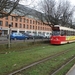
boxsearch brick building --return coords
[0,5,52,36]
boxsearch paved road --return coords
[0,36,7,41]
[0,36,49,44]
[66,64,75,75]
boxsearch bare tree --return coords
[60,0,75,26]
[15,0,37,17]
[0,0,21,18]
[41,0,56,26]
[0,0,36,19]
[38,0,75,27]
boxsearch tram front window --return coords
[52,31,60,36]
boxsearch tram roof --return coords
[54,25,75,31]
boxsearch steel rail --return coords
[8,46,75,75]
[51,56,75,75]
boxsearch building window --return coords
[15,23,18,27]
[0,21,3,26]
[30,25,32,29]
[19,24,22,28]
[36,26,37,29]
[33,21,35,24]
[27,19,29,23]
[38,22,40,25]
[15,17,18,21]
[41,23,42,25]
[36,21,37,24]
[26,31,31,34]
[30,20,32,24]
[23,24,25,28]
[43,27,44,30]
[23,18,26,23]
[11,22,13,27]
[20,18,22,22]
[33,26,34,29]
[10,16,13,21]
[27,25,28,29]
[38,26,39,30]
[5,21,8,26]
[5,16,8,20]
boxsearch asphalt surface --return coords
[66,64,75,75]
[0,36,7,40]
[0,36,49,44]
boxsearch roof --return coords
[12,4,44,21]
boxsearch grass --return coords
[55,58,75,75]
[15,47,75,75]
[0,41,51,53]
[0,41,75,75]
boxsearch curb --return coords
[66,64,75,75]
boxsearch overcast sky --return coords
[19,0,75,12]
[20,0,75,6]
[19,0,75,21]
[19,0,75,13]
[20,0,39,6]
[70,0,75,5]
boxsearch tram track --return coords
[51,56,75,75]
[8,46,75,75]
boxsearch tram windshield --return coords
[52,31,60,36]
[52,27,60,36]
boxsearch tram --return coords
[50,25,75,44]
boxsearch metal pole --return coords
[8,27,10,48]
[8,24,11,48]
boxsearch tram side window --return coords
[72,31,74,35]
[66,30,69,36]
[66,30,71,36]
[68,31,75,36]
[70,31,73,36]
[61,30,75,36]
[61,30,63,36]
[61,30,67,36]
[74,32,75,35]
[68,31,71,36]
[70,31,72,36]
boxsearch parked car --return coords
[28,33,39,39]
[44,33,52,38]
[38,34,46,39]
[10,32,28,40]
[28,33,45,39]
[23,33,34,39]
